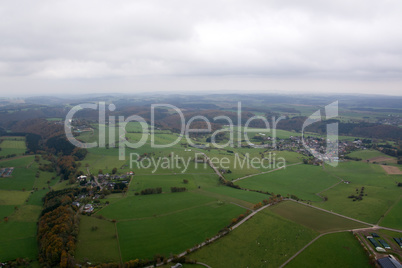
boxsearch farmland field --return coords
[75,216,121,263]
[0,137,26,157]
[236,164,340,201]
[286,232,372,268]
[314,161,402,223]
[0,221,38,261]
[189,207,318,267]
[117,203,245,261]
[346,149,394,161]
[379,198,402,229]
[98,192,217,220]
[269,201,369,233]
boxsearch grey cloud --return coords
[0,0,401,95]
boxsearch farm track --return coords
[0,155,31,163]
[376,195,401,226]
[114,221,123,265]
[315,172,344,202]
[231,162,302,183]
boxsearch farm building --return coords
[377,255,402,268]
[83,204,94,213]
[393,238,402,248]
[171,264,182,268]
[379,239,391,249]
[368,237,385,252]
[372,233,380,237]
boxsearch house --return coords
[77,175,87,180]
[83,204,94,213]
[72,201,80,208]
[377,255,402,268]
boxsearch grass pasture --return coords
[0,190,30,205]
[0,221,38,261]
[0,137,26,157]
[286,232,371,268]
[269,201,369,233]
[98,192,215,220]
[236,164,340,202]
[189,208,318,268]
[0,205,15,218]
[379,198,402,229]
[75,216,121,264]
[117,203,245,261]
[315,161,402,223]
[347,149,395,161]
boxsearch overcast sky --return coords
[1,0,402,96]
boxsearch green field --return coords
[0,155,65,263]
[379,198,402,229]
[0,190,30,205]
[75,216,121,263]
[286,232,371,268]
[314,161,402,223]
[0,137,27,157]
[98,192,216,220]
[117,203,245,261]
[347,149,396,161]
[236,164,340,202]
[189,207,318,268]
[269,201,369,233]
[0,205,15,218]
[0,221,38,261]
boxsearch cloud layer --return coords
[1,0,402,95]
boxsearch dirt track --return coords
[381,165,402,175]
[368,156,396,163]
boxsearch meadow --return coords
[0,221,38,261]
[314,161,402,223]
[117,203,245,261]
[189,207,318,268]
[75,216,121,263]
[268,201,369,233]
[286,232,372,268]
[0,154,69,263]
[98,192,216,220]
[236,164,340,201]
[378,198,402,229]
[347,149,396,161]
[0,136,26,157]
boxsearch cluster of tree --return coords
[140,187,162,195]
[170,187,187,193]
[122,254,196,268]
[218,176,241,189]
[290,194,300,201]
[0,153,17,160]
[38,189,80,267]
[113,182,128,193]
[46,134,76,155]
[254,195,283,210]
[0,258,33,267]
[397,182,402,187]
[274,117,402,140]
[0,106,66,125]
[39,163,55,172]
[302,157,323,165]
[348,186,366,201]
[57,155,80,182]
[343,155,362,161]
